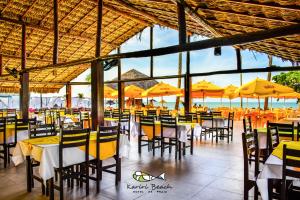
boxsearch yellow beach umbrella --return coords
[142,82,181,97]
[273,92,300,99]
[104,86,117,98]
[223,85,239,99]
[111,85,144,98]
[238,78,294,97]
[191,80,224,105]
[192,80,224,98]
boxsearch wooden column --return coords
[66,84,72,108]
[53,0,58,64]
[150,26,154,78]
[264,55,272,110]
[20,24,29,120]
[185,36,191,112]
[175,3,189,111]
[236,49,243,108]
[91,0,104,129]
[40,93,43,108]
[117,48,124,112]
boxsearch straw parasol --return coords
[111,85,144,98]
[142,82,182,98]
[238,78,294,109]
[191,80,224,104]
[104,86,117,99]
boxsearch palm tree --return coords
[77,93,84,107]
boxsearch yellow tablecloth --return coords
[141,122,197,140]
[18,132,116,162]
[0,124,15,143]
[272,141,300,160]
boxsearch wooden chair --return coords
[297,122,300,141]
[266,126,279,157]
[134,110,144,122]
[242,130,259,200]
[212,111,222,117]
[147,110,157,119]
[51,129,90,200]
[267,121,295,141]
[177,115,194,155]
[29,123,56,138]
[0,118,7,168]
[160,110,170,117]
[122,109,130,114]
[160,116,181,160]
[104,110,111,118]
[120,113,130,140]
[112,110,120,119]
[89,126,121,192]
[243,116,252,133]
[138,116,158,155]
[219,112,234,143]
[185,112,197,122]
[7,118,37,164]
[281,144,300,200]
[80,112,90,129]
[178,115,192,123]
[199,112,215,141]
[7,109,16,117]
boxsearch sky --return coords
[35,25,294,103]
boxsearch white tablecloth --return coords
[202,118,227,128]
[12,134,130,181]
[130,121,202,143]
[257,155,300,200]
[257,131,267,149]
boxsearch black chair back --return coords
[7,109,16,117]
[0,118,7,144]
[267,121,294,141]
[161,116,177,138]
[59,128,90,168]
[227,112,234,129]
[104,110,111,118]
[178,115,192,123]
[212,111,222,117]
[185,112,197,122]
[122,109,130,114]
[80,112,90,129]
[147,110,157,118]
[29,124,56,138]
[281,144,300,200]
[139,116,155,137]
[242,129,259,200]
[97,126,120,159]
[200,112,213,128]
[6,116,16,124]
[134,110,144,122]
[267,126,279,156]
[297,122,300,141]
[243,116,252,133]
[160,110,170,117]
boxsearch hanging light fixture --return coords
[214,46,221,56]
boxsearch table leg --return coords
[26,155,32,192]
[49,178,54,200]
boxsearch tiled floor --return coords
[0,121,256,200]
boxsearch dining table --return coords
[256,141,300,200]
[11,131,130,192]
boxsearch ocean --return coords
[154,101,299,110]
[0,95,298,109]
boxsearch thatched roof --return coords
[0,0,299,93]
[107,69,158,90]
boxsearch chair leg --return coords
[244,185,249,200]
[254,185,258,200]
[152,139,155,156]
[59,171,63,200]
[179,141,181,160]
[169,139,172,153]
[183,142,186,156]
[96,160,100,193]
[85,164,89,196]
[3,146,7,168]
[138,135,141,154]
[190,131,194,155]
[161,138,164,157]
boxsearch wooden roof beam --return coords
[8,23,299,74]
[171,0,222,37]
[21,0,39,20]
[111,0,192,34]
